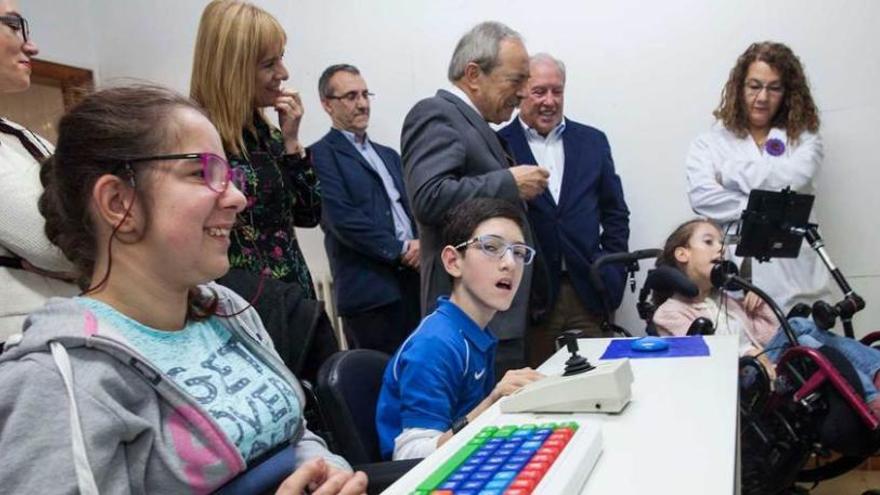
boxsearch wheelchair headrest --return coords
[644,266,698,298]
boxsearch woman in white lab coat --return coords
[685,41,832,313]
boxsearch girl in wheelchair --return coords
[652,218,880,417]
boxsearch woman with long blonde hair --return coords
[191,0,320,299]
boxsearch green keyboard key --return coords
[415,442,480,491]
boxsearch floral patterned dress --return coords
[227,114,321,299]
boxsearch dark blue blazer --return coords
[310,129,417,316]
[498,119,630,314]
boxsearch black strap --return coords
[0,255,24,269]
[0,119,50,161]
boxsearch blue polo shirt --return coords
[375,297,497,459]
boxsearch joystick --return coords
[562,330,594,376]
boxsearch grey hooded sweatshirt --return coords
[0,283,349,494]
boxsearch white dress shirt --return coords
[519,117,566,203]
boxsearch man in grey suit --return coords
[401,21,550,372]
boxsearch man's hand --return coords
[274,87,305,155]
[275,458,368,495]
[402,239,421,269]
[509,165,549,200]
[489,367,544,402]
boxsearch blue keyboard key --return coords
[463,480,485,490]
[440,480,460,489]
[449,472,468,481]
[458,464,477,473]
[478,490,502,495]
[471,471,494,481]
[502,461,525,471]
[478,463,499,472]
[486,456,505,465]
[485,479,511,490]
[509,454,531,464]
[521,440,543,450]
[492,470,517,481]
[495,448,515,457]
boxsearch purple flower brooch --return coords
[765,138,785,157]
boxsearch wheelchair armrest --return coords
[860,331,880,348]
[355,458,422,495]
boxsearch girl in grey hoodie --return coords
[0,85,367,495]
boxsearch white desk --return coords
[383,335,740,494]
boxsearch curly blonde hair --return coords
[713,41,819,142]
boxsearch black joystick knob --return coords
[562,330,594,376]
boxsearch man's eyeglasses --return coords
[0,14,29,43]
[326,90,375,103]
[122,153,245,193]
[455,235,536,265]
[744,80,784,96]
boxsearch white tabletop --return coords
[383,335,740,495]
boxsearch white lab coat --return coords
[685,123,833,312]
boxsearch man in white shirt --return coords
[498,54,630,366]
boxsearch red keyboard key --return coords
[516,469,542,480]
[525,461,550,474]
[503,489,530,495]
[537,446,561,458]
[548,432,572,443]
[529,454,553,463]
[510,478,537,491]
[543,439,566,449]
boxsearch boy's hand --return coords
[489,367,544,402]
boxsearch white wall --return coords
[26,0,97,70]
[30,0,880,336]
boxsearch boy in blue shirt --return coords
[375,198,545,460]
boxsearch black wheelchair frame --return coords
[588,245,880,494]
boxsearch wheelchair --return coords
[588,246,880,495]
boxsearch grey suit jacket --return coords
[401,89,532,341]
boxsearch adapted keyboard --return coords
[409,420,602,495]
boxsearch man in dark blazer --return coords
[311,64,421,355]
[499,53,630,367]
[401,21,550,373]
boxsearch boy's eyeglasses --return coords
[455,235,535,265]
[0,14,29,43]
[122,153,245,193]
